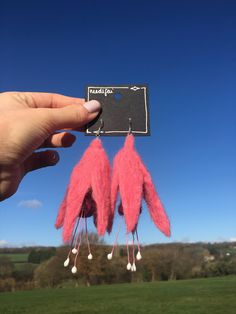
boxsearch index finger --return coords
[21,92,85,108]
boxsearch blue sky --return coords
[0,0,235,247]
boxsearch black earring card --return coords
[85,85,150,136]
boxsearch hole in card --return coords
[114,92,122,101]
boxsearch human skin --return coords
[0,92,101,201]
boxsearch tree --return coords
[34,256,69,288]
[0,256,14,278]
[0,277,16,292]
[28,248,56,264]
[13,263,36,282]
[28,249,41,264]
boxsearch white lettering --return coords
[89,88,113,97]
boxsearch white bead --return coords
[63,258,70,267]
[72,248,78,254]
[107,253,113,260]
[126,262,132,270]
[132,263,137,272]
[136,251,142,260]
[71,266,77,274]
[88,253,93,260]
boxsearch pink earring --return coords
[55,119,111,274]
[108,119,170,272]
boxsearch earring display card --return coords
[85,85,150,136]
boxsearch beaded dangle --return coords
[107,119,170,271]
[55,120,112,274]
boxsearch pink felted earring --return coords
[108,119,170,272]
[55,119,111,274]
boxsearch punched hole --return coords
[114,92,122,101]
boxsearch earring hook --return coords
[96,119,104,136]
[128,118,132,135]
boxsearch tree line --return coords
[1,235,236,292]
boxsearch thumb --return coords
[42,100,101,132]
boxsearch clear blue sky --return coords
[0,0,235,247]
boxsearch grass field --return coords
[0,276,235,314]
[0,253,29,263]
[0,253,33,271]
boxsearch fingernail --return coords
[62,133,76,147]
[83,100,101,113]
[51,152,59,163]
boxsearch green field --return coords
[0,253,29,263]
[0,276,235,314]
[0,253,33,271]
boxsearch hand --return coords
[0,92,101,201]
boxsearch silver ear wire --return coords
[96,119,104,136]
[128,118,132,134]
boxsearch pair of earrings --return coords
[55,119,170,274]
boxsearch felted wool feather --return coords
[55,138,111,243]
[111,134,170,237]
